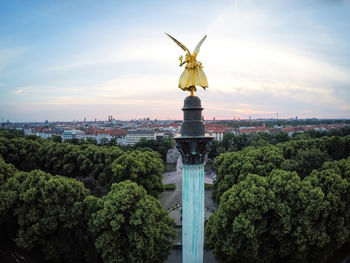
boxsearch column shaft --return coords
[182,164,204,263]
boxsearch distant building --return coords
[239,126,270,135]
[205,123,235,141]
[96,130,112,144]
[23,127,53,139]
[62,129,84,141]
[125,130,155,145]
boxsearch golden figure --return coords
[166,33,208,96]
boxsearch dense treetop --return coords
[208,126,350,158]
[0,132,164,197]
[0,129,176,262]
[212,135,350,203]
[0,158,175,263]
[206,133,350,263]
[206,163,350,262]
[89,180,175,263]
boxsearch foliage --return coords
[208,126,350,158]
[0,135,165,197]
[0,129,24,139]
[111,150,164,197]
[281,149,331,178]
[204,183,214,190]
[212,145,284,203]
[208,139,225,159]
[0,157,17,185]
[218,119,350,129]
[0,169,93,262]
[88,180,176,263]
[163,183,176,191]
[132,137,175,161]
[0,160,176,263]
[212,136,350,203]
[206,164,350,263]
[0,157,18,224]
[51,134,62,143]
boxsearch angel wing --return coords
[193,35,207,57]
[165,33,191,54]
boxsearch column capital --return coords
[175,136,212,165]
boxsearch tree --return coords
[51,135,62,143]
[133,137,174,161]
[0,157,18,224]
[86,137,97,145]
[88,180,176,263]
[111,150,164,197]
[0,134,167,197]
[221,133,249,152]
[206,168,350,263]
[0,157,17,185]
[0,169,92,262]
[212,145,285,202]
[303,162,350,261]
[208,139,225,159]
[326,136,345,160]
[99,137,109,145]
[281,149,331,178]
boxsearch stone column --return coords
[175,96,212,263]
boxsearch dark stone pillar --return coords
[175,96,212,263]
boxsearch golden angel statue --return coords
[166,33,208,96]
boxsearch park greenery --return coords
[163,183,176,191]
[61,135,174,162]
[2,127,350,262]
[217,118,350,129]
[205,134,350,262]
[0,157,176,263]
[0,130,165,197]
[208,126,350,158]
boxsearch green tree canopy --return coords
[0,134,166,197]
[88,180,176,263]
[212,136,350,202]
[0,169,92,262]
[132,137,175,161]
[111,150,164,197]
[212,145,284,203]
[206,166,350,263]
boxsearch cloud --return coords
[3,0,350,120]
[341,105,350,111]
[33,74,179,105]
[46,35,175,72]
[13,86,31,95]
[200,1,350,109]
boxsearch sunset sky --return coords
[1,0,350,122]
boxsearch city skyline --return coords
[1,0,350,122]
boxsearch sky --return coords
[0,0,350,122]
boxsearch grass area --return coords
[163,183,176,191]
[164,163,177,172]
[205,183,214,190]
